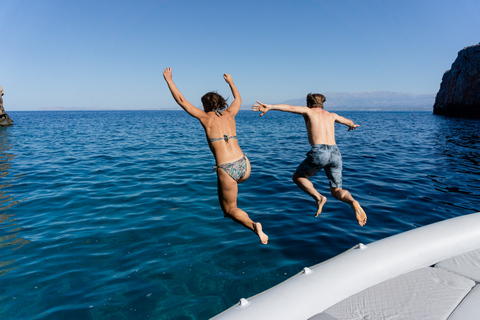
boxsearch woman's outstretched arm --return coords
[224,74,242,116]
[163,68,205,119]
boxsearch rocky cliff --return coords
[0,86,13,126]
[433,43,480,118]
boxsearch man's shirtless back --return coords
[303,107,357,146]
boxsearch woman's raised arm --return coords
[223,73,242,116]
[163,68,205,119]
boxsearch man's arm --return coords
[224,74,242,116]
[163,68,205,119]
[334,114,360,131]
[252,101,309,117]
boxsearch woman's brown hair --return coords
[201,92,228,112]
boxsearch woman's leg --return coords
[217,167,268,244]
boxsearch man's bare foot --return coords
[351,201,367,226]
[254,222,268,245]
[314,196,327,217]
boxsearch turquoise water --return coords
[0,110,479,319]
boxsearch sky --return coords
[1,0,479,111]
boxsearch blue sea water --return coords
[0,110,479,319]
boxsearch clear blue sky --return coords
[1,0,479,111]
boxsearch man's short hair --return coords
[306,93,326,108]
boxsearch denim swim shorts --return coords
[295,144,343,188]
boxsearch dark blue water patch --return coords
[0,110,479,319]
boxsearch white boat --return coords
[212,212,480,320]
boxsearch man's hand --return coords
[348,124,360,131]
[223,73,233,84]
[163,68,173,81]
[252,101,270,117]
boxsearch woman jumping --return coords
[163,68,268,244]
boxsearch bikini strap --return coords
[208,135,237,143]
[211,154,247,173]
[222,134,237,143]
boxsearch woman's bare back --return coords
[200,110,244,165]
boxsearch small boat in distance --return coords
[213,212,480,320]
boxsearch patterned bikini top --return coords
[208,109,237,143]
[208,134,237,143]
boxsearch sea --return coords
[0,110,479,319]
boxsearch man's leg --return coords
[292,172,327,217]
[330,187,367,226]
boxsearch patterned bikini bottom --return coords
[212,155,248,182]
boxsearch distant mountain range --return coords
[277,91,436,111]
[38,91,435,111]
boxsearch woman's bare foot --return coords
[351,201,367,226]
[314,196,327,217]
[254,222,268,244]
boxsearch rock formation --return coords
[433,43,480,118]
[0,86,13,126]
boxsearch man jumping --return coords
[253,93,367,226]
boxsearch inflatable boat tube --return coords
[212,212,480,320]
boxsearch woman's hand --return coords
[223,73,233,84]
[163,68,173,81]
